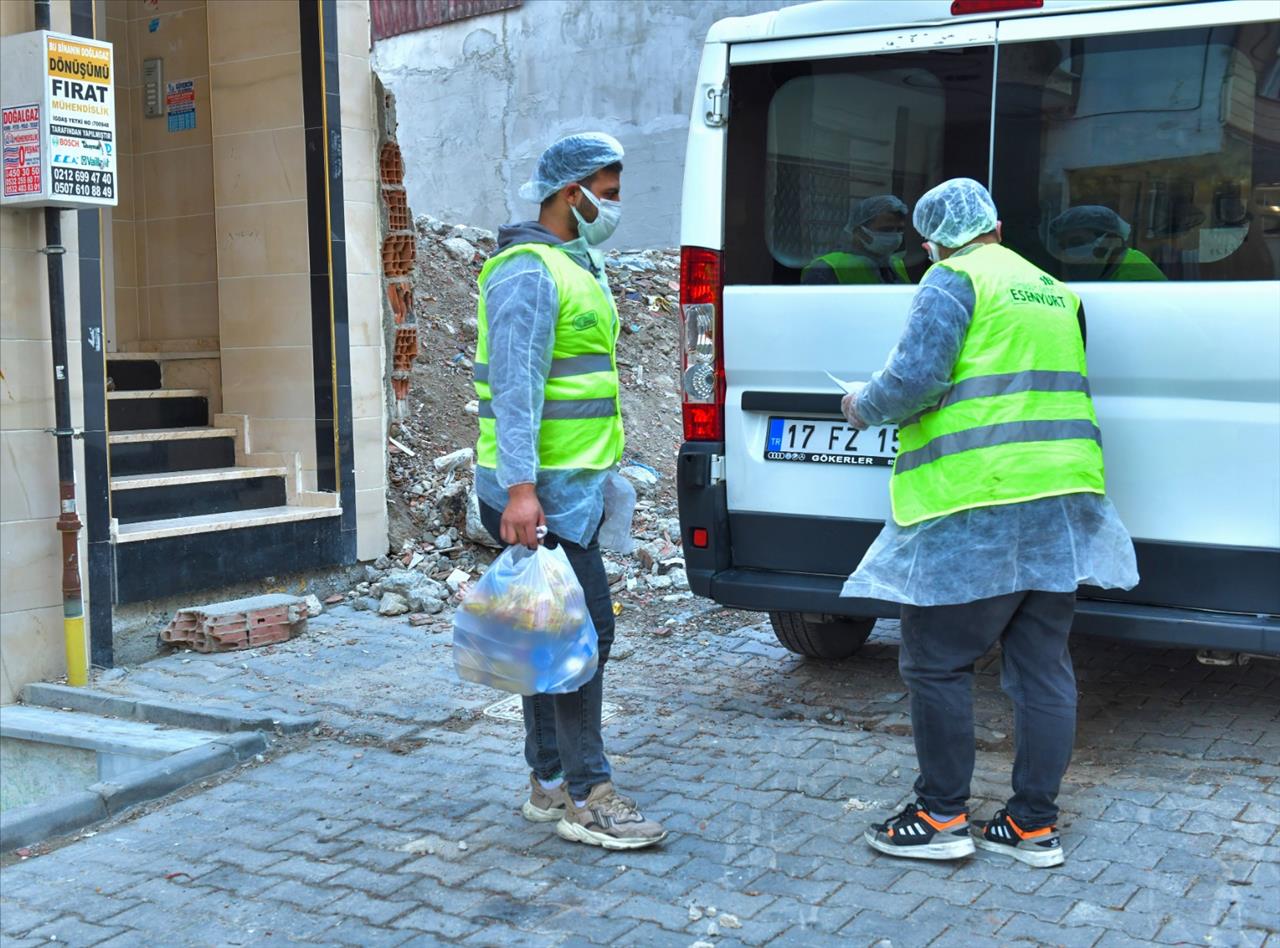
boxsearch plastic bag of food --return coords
[452,543,598,695]
[598,470,637,554]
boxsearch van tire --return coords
[769,612,874,660]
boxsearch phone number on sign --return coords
[51,166,114,198]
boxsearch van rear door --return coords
[721,24,996,579]
[990,5,1280,616]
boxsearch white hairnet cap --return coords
[1049,205,1131,241]
[518,132,625,204]
[912,178,998,248]
[843,194,908,237]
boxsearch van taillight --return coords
[950,0,1042,13]
[679,246,725,442]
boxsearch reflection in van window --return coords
[800,194,911,285]
[724,47,994,285]
[994,22,1280,282]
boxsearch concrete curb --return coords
[22,683,320,735]
[0,791,108,853]
[0,731,268,852]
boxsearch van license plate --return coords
[765,417,897,467]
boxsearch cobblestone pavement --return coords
[2,602,1278,947]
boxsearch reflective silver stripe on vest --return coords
[894,419,1102,475]
[477,397,617,421]
[474,353,612,386]
[904,370,1091,426]
[549,353,613,378]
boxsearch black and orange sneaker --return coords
[864,801,976,860]
[971,808,1064,867]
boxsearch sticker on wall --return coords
[46,35,116,201]
[2,103,42,197]
[165,79,195,133]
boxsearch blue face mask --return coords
[571,185,622,246]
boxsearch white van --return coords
[676,0,1280,659]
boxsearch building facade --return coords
[1,0,388,702]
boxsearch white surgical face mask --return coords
[860,227,903,257]
[571,185,622,246]
[925,241,942,264]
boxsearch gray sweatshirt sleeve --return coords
[482,253,558,490]
[855,265,976,427]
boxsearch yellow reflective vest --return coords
[474,243,625,471]
[1105,248,1166,281]
[890,243,1106,526]
[803,251,911,285]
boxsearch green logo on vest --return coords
[573,313,599,331]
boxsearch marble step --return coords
[115,504,341,544]
[110,466,286,490]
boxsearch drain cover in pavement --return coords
[483,694,620,724]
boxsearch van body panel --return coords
[729,21,997,66]
[722,285,911,522]
[997,0,1276,41]
[680,41,729,251]
[706,0,1209,46]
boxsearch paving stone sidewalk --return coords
[2,604,1277,947]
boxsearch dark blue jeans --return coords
[479,502,615,800]
[898,590,1077,829]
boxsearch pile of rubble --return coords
[345,215,690,622]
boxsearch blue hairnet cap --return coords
[518,132,625,203]
[843,194,908,237]
[913,178,998,248]
[1049,205,1131,241]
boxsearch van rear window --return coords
[994,22,1280,282]
[723,20,1280,285]
[725,48,995,286]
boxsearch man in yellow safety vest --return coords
[472,132,667,850]
[841,178,1138,867]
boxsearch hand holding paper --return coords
[825,371,864,396]
[828,372,869,430]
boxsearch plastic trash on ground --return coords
[452,544,598,695]
[599,470,638,554]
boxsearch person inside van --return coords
[801,194,912,285]
[839,178,1138,867]
[1046,205,1165,281]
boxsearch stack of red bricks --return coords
[380,140,417,408]
[160,594,308,653]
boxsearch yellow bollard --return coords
[64,612,88,687]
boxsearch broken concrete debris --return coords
[361,216,685,618]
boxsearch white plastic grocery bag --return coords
[452,543,599,696]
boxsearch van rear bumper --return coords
[677,441,1280,655]
[704,567,1280,655]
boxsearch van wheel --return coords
[769,612,874,660]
